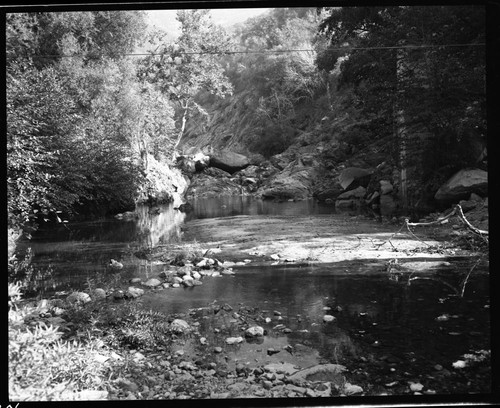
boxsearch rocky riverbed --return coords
[10,203,489,401]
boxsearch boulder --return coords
[316,185,344,202]
[209,150,250,174]
[338,167,373,190]
[258,161,317,200]
[379,180,394,195]
[434,169,487,204]
[323,315,336,323]
[337,186,367,200]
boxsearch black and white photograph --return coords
[6,1,495,404]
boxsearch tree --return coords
[7,10,153,228]
[316,6,486,207]
[138,9,233,158]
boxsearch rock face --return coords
[185,167,244,198]
[258,159,317,200]
[209,150,250,174]
[435,168,487,203]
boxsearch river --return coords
[15,196,491,394]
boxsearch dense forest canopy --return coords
[7,6,487,232]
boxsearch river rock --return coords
[225,336,244,345]
[91,288,107,301]
[192,280,203,286]
[323,315,336,323]
[170,319,190,334]
[66,291,91,305]
[245,326,264,337]
[209,150,250,174]
[129,277,142,284]
[143,278,162,288]
[434,168,488,203]
[126,287,144,299]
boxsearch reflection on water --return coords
[16,197,336,294]
[186,196,336,220]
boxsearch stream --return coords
[16,196,491,395]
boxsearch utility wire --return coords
[27,42,486,58]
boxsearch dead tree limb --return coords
[407,204,488,236]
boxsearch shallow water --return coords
[15,196,491,393]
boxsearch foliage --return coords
[316,5,486,186]
[138,9,234,155]
[7,10,175,231]
[8,287,110,400]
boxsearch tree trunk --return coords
[172,101,190,161]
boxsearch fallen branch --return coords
[376,204,488,250]
[407,204,488,236]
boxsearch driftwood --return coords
[376,204,488,250]
[406,204,488,236]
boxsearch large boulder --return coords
[434,169,487,204]
[338,167,373,190]
[335,187,367,210]
[209,150,250,174]
[257,159,318,200]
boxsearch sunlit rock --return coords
[66,291,91,305]
[245,326,264,337]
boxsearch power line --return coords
[27,42,486,58]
